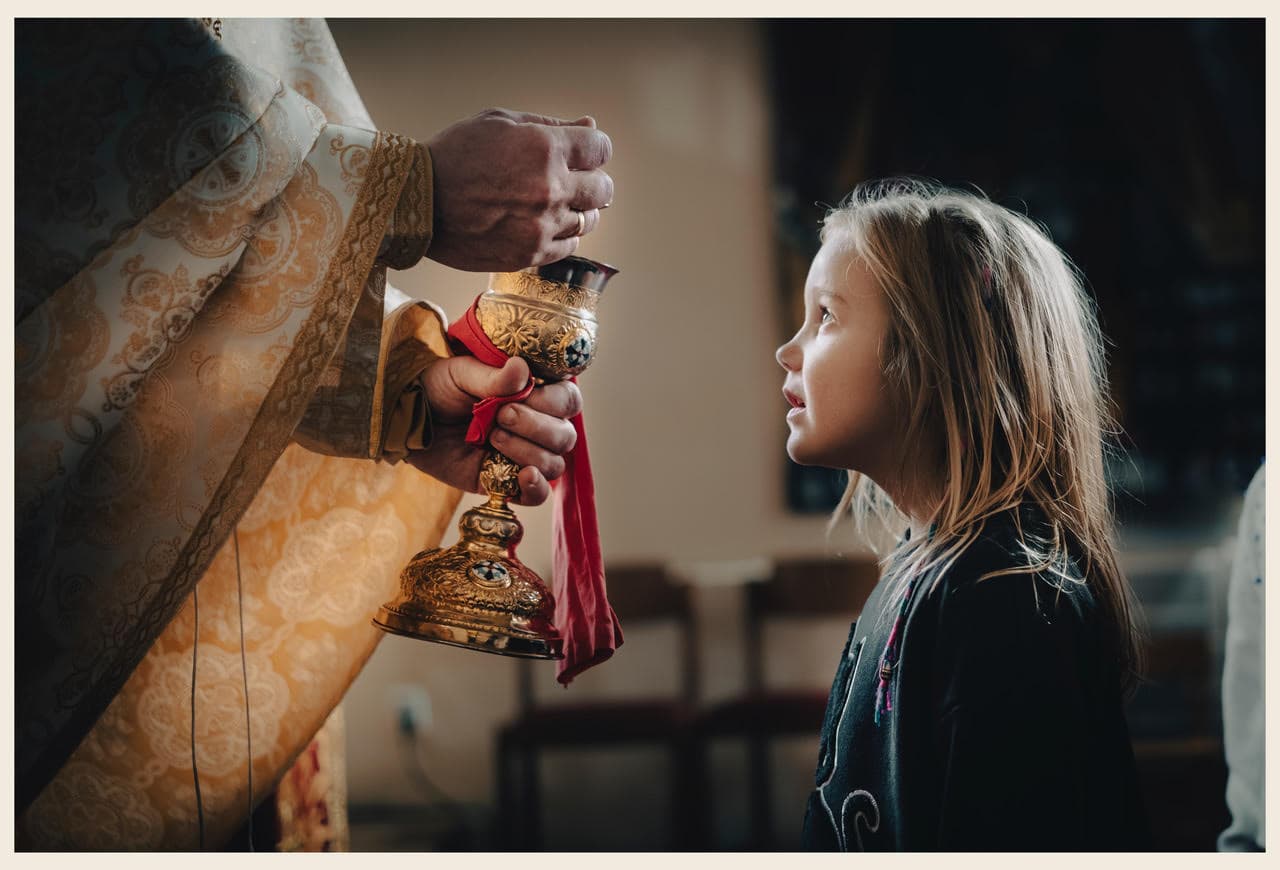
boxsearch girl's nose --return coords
[776,337,800,372]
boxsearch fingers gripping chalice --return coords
[374,256,618,658]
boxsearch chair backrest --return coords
[1129,628,1216,738]
[743,556,880,691]
[518,563,700,708]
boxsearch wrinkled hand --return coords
[426,107,614,272]
[406,355,581,506]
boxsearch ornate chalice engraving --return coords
[374,256,618,659]
[478,451,521,500]
[560,330,592,371]
[477,293,599,381]
[470,560,511,586]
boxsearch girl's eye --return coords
[819,306,833,324]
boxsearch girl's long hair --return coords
[825,179,1143,690]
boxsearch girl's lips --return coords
[784,389,806,421]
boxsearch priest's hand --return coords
[425,107,614,272]
[406,355,581,506]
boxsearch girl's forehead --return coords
[816,236,860,265]
[810,242,875,296]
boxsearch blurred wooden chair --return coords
[1142,628,1217,736]
[692,556,879,850]
[1128,628,1229,850]
[1132,736,1229,851]
[494,564,700,850]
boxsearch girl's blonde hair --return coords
[824,178,1143,689]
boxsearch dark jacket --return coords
[802,508,1149,850]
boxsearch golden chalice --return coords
[374,256,618,658]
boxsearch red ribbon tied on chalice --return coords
[446,299,623,685]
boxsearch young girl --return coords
[777,180,1149,850]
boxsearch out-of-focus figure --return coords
[1219,463,1265,851]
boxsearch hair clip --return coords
[980,264,995,310]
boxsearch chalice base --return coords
[373,541,564,660]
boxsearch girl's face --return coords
[776,242,898,475]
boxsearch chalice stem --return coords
[478,448,523,506]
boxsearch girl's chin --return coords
[786,437,829,468]
[787,435,857,472]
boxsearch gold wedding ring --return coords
[574,209,586,237]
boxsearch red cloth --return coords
[446,298,623,685]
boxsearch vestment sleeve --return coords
[289,136,451,462]
[289,272,453,462]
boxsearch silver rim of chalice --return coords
[529,254,618,293]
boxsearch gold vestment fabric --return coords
[15,19,461,848]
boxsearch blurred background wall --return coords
[326,18,1263,851]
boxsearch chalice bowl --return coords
[374,255,618,658]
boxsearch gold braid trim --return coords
[367,132,420,451]
[379,141,433,270]
[31,130,417,807]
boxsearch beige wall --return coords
[330,19,863,845]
